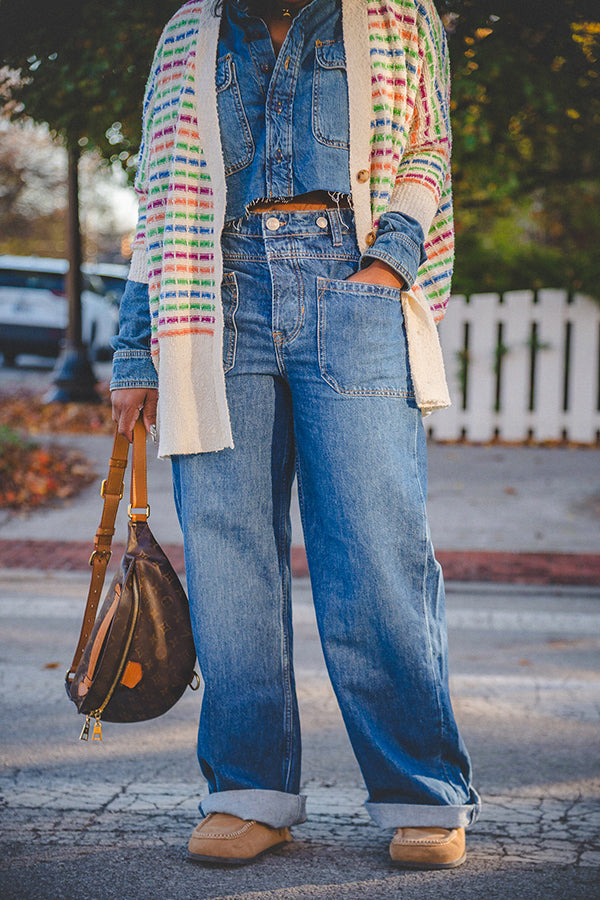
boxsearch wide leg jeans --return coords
[171,209,480,830]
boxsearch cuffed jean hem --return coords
[366,798,481,830]
[199,790,307,829]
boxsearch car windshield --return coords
[0,270,65,292]
[98,276,126,301]
[0,269,104,296]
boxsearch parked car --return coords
[82,262,128,305]
[0,256,121,366]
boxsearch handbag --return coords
[65,419,198,741]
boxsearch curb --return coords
[1,539,599,586]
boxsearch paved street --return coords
[1,570,599,899]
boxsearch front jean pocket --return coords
[317,277,414,398]
[221,273,238,373]
[216,54,255,176]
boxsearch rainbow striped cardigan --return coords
[128,0,453,457]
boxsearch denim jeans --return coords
[171,209,480,830]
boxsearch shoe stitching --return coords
[193,819,258,840]
[391,830,460,847]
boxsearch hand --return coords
[111,388,158,443]
[345,259,406,290]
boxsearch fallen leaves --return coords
[0,388,110,512]
[0,427,96,512]
[0,388,114,435]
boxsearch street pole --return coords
[45,142,100,404]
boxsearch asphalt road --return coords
[1,571,599,900]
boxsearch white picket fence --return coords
[428,289,600,444]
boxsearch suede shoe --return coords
[389,826,466,869]
[187,813,292,865]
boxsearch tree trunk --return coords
[45,141,100,403]
[66,144,83,348]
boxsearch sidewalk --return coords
[1,435,599,584]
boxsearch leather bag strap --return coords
[66,420,148,680]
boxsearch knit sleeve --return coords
[388,0,451,236]
[127,26,165,284]
[126,193,148,283]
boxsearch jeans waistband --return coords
[222,207,356,242]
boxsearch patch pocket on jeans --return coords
[221,273,238,373]
[216,54,255,176]
[317,277,414,398]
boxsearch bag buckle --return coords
[100,479,123,500]
[89,548,112,566]
[128,504,150,520]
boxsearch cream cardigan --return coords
[128,0,453,457]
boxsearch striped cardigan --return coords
[128,0,453,457]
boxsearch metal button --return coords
[356,168,370,183]
[365,229,377,247]
[266,217,281,231]
[316,216,328,229]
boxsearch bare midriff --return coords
[249,190,352,212]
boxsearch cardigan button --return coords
[365,230,377,247]
[356,168,370,183]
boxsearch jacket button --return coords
[356,169,370,183]
[365,230,376,246]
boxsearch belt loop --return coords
[326,208,343,247]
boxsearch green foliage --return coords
[452,186,600,299]
[1,1,181,170]
[0,424,33,451]
[453,235,566,297]
[441,1,600,203]
[439,0,600,298]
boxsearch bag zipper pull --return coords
[79,716,91,741]
[92,715,103,741]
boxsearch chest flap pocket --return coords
[312,40,350,150]
[216,53,255,176]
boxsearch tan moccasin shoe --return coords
[188,813,292,865]
[389,826,466,869]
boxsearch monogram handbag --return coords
[65,419,198,741]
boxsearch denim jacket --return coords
[111,0,425,390]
